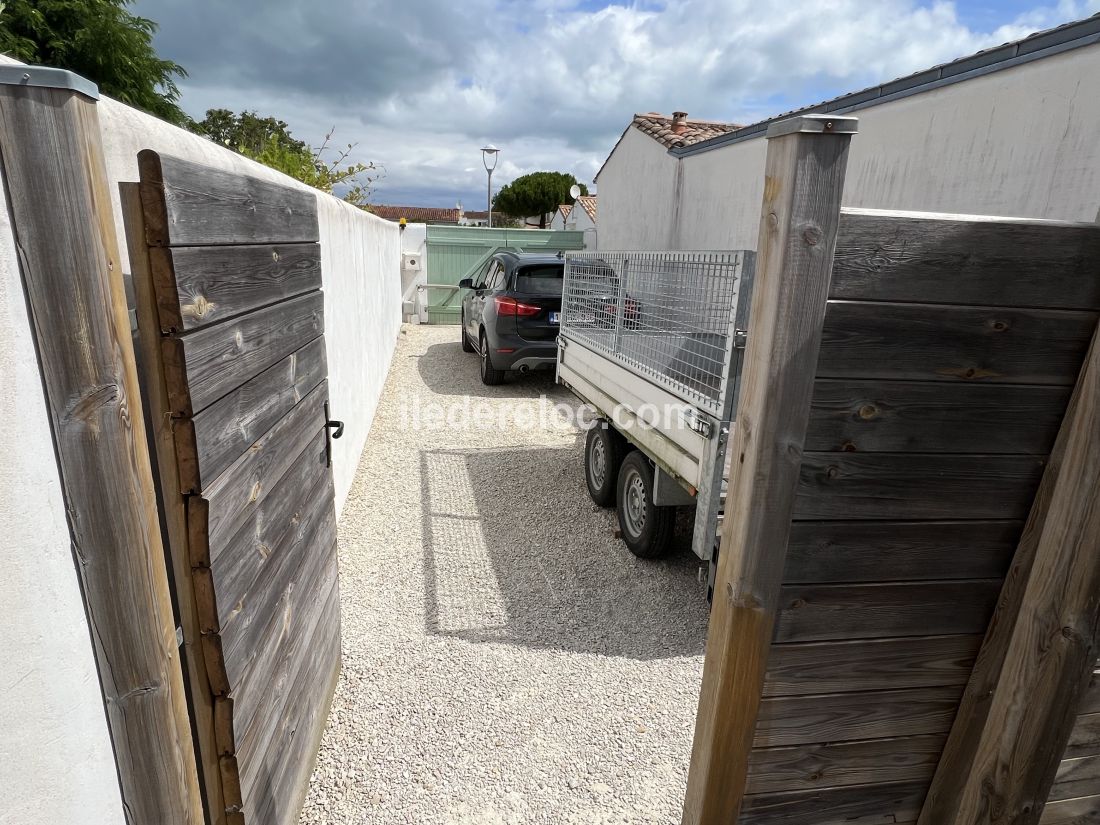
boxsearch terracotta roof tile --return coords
[631,112,740,149]
[370,204,461,223]
[575,195,597,222]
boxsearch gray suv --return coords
[459,251,564,385]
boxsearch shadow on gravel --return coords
[419,445,710,660]
[416,340,572,400]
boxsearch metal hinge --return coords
[734,328,748,350]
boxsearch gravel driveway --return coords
[299,325,710,825]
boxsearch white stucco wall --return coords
[96,97,403,513]
[600,41,1100,251]
[597,127,682,250]
[0,168,125,825]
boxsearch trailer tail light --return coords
[495,296,541,317]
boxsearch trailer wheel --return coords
[616,451,675,559]
[585,422,625,507]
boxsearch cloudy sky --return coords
[135,0,1100,208]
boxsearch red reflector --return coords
[495,296,541,316]
[496,348,515,354]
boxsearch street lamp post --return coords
[481,144,500,228]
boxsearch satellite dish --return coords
[569,184,581,200]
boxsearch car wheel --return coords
[461,311,476,352]
[479,330,506,386]
[616,451,675,559]
[585,421,626,507]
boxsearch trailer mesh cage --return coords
[561,251,750,416]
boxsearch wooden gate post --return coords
[0,68,203,823]
[682,114,857,825]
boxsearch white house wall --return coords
[603,41,1100,251]
[598,127,682,249]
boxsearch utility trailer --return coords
[555,250,755,584]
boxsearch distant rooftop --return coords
[632,112,740,150]
[575,195,597,221]
[370,204,461,223]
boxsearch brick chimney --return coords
[671,111,688,135]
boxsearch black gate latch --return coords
[326,420,345,439]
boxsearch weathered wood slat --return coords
[774,580,1001,643]
[195,433,330,670]
[151,243,322,332]
[817,301,1097,385]
[219,469,334,671]
[755,686,964,748]
[746,735,945,795]
[237,554,340,805]
[1052,757,1100,803]
[164,291,324,416]
[784,520,1020,584]
[794,453,1046,521]
[1079,672,1100,716]
[806,379,1069,454]
[684,116,857,825]
[245,577,341,825]
[763,635,982,696]
[177,336,327,493]
[1067,715,1100,760]
[0,84,204,821]
[192,380,328,566]
[1039,794,1100,825]
[739,779,929,825]
[138,150,319,246]
[832,209,1100,310]
[229,504,338,753]
[918,329,1100,825]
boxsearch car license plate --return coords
[549,311,560,324]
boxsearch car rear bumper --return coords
[491,335,558,371]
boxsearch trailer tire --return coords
[585,422,625,507]
[616,451,675,559]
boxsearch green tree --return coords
[194,109,381,206]
[0,0,188,124]
[492,171,588,228]
[195,109,308,157]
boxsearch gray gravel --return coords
[299,325,710,825]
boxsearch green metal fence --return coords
[422,226,585,323]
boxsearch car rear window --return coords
[515,264,564,294]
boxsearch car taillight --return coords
[495,296,540,317]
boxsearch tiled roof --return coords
[464,210,490,220]
[575,195,597,222]
[370,204,461,223]
[631,112,740,149]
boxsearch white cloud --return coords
[140,0,1100,206]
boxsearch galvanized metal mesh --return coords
[561,251,746,415]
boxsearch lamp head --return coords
[481,144,500,172]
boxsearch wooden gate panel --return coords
[150,243,323,332]
[694,194,1100,823]
[132,151,340,825]
[181,336,328,492]
[164,290,325,415]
